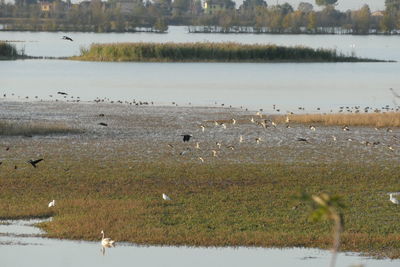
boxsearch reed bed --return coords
[73,42,381,62]
[0,42,19,60]
[0,120,82,136]
[274,112,400,127]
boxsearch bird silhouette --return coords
[57,91,68,95]
[62,36,73,41]
[181,134,192,142]
[297,138,308,143]
[98,122,108,127]
[28,158,43,168]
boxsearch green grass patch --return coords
[72,42,385,62]
[0,159,399,258]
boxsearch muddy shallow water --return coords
[0,218,399,267]
[0,100,398,167]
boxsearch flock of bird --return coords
[1,79,399,252]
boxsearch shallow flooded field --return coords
[0,100,398,166]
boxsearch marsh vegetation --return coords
[74,42,382,62]
[0,101,398,259]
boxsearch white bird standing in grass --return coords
[232,118,236,125]
[389,193,399,204]
[200,125,205,132]
[239,135,243,143]
[212,150,218,157]
[198,157,204,163]
[48,200,56,208]
[250,117,255,123]
[162,193,171,201]
[195,142,200,149]
[285,116,290,123]
[101,230,115,247]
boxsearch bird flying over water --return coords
[57,91,68,95]
[28,158,43,168]
[62,36,73,41]
[98,122,108,127]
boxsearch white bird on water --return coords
[389,193,399,204]
[48,200,56,208]
[163,193,171,201]
[101,230,115,247]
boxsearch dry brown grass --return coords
[274,113,400,127]
[0,120,82,136]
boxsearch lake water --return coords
[1,26,399,113]
[0,28,399,266]
[1,218,399,267]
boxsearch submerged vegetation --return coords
[73,42,382,62]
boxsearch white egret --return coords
[48,200,56,208]
[212,150,218,157]
[389,193,399,204]
[162,193,171,201]
[198,157,204,163]
[239,135,243,143]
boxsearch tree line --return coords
[0,0,399,34]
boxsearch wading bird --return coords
[212,150,217,157]
[195,142,200,149]
[182,134,192,142]
[200,125,205,132]
[101,230,115,247]
[198,157,204,163]
[28,158,43,168]
[162,193,171,201]
[389,193,399,204]
[309,125,316,131]
[62,36,73,41]
[239,135,243,143]
[48,200,56,208]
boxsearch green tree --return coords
[298,2,313,13]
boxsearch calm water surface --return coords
[1,219,399,267]
[0,27,399,112]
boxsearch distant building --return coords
[40,1,53,12]
[203,0,234,15]
[371,11,384,17]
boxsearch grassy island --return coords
[72,42,384,62]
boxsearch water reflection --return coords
[0,218,399,267]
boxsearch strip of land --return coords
[71,42,386,62]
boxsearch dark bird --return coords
[57,91,68,95]
[181,134,192,142]
[62,36,73,41]
[0,161,2,166]
[98,122,108,127]
[6,147,10,151]
[297,138,308,142]
[99,113,105,117]
[28,158,43,168]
